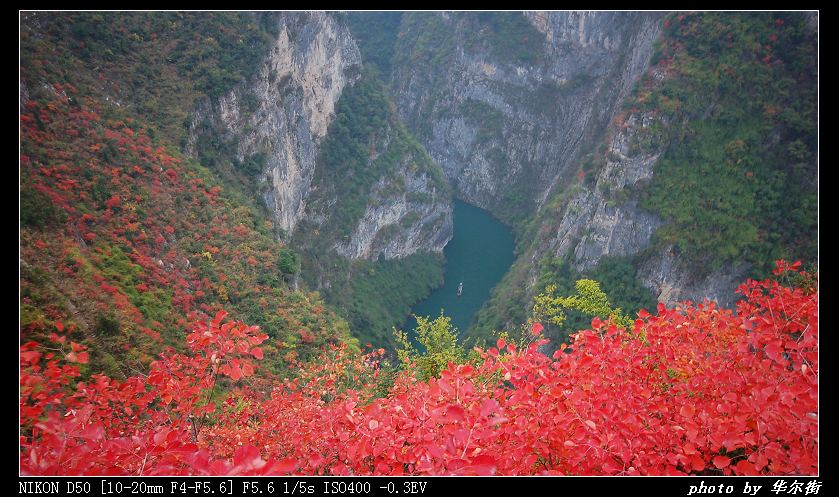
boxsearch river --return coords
[406,199,515,339]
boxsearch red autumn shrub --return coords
[20,263,817,475]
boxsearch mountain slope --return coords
[21,11,454,353]
[471,12,818,340]
[20,91,354,378]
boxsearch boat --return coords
[457,281,463,296]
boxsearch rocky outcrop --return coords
[186,12,362,237]
[543,108,745,306]
[637,247,747,308]
[187,12,452,263]
[550,112,664,272]
[335,169,452,260]
[391,12,662,221]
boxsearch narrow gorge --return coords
[19,10,820,477]
[179,11,817,346]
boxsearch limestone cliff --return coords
[187,12,452,262]
[334,168,452,260]
[391,12,662,223]
[540,107,745,308]
[186,12,362,237]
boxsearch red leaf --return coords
[465,455,497,475]
[446,405,467,423]
[231,445,267,474]
[480,399,499,418]
[765,340,784,362]
[78,424,104,440]
[531,322,544,335]
[21,350,41,363]
[713,456,730,469]
[269,458,298,475]
[227,362,243,381]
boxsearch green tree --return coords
[277,248,300,289]
[533,279,633,330]
[395,314,465,382]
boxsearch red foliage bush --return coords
[20,263,817,475]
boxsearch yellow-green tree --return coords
[395,314,465,382]
[533,279,633,329]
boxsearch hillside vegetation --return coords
[20,11,356,380]
[471,12,818,339]
[21,264,818,475]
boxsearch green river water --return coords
[407,199,515,338]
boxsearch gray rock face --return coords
[541,80,745,308]
[186,12,452,261]
[391,12,662,218]
[551,112,664,272]
[637,247,747,308]
[335,169,452,260]
[186,12,362,237]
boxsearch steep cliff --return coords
[391,12,662,223]
[473,12,818,336]
[186,12,363,237]
[334,169,452,260]
[537,107,744,309]
[294,71,452,262]
[185,14,453,348]
[187,13,452,261]
[549,111,664,273]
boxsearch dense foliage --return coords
[311,252,446,349]
[473,255,657,344]
[21,263,818,475]
[346,12,403,77]
[21,12,277,145]
[634,12,818,275]
[20,88,353,379]
[395,314,467,382]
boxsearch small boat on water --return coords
[457,281,463,296]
